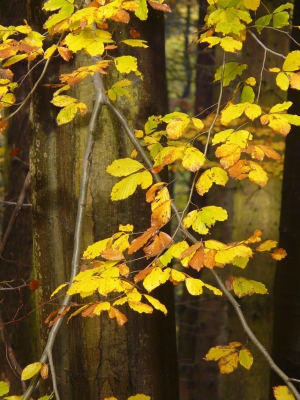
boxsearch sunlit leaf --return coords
[121,39,148,48]
[51,283,68,298]
[256,240,277,252]
[214,62,247,86]
[106,158,144,177]
[0,381,9,396]
[273,385,296,400]
[114,55,138,73]
[196,167,228,196]
[218,352,239,374]
[143,267,171,292]
[144,294,167,314]
[21,362,42,380]
[239,348,253,370]
[182,147,206,172]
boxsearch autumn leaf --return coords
[273,386,295,400]
[239,348,253,370]
[271,248,287,260]
[183,206,228,235]
[106,158,144,177]
[196,167,228,196]
[143,267,171,292]
[21,362,42,380]
[0,381,9,396]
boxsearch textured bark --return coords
[0,0,34,394]
[271,1,300,393]
[29,2,178,399]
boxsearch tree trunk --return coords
[29,1,178,399]
[271,1,300,393]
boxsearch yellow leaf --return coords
[137,170,153,189]
[83,238,111,259]
[135,0,148,20]
[276,72,290,91]
[270,67,281,73]
[196,167,228,196]
[218,352,239,374]
[239,348,253,369]
[44,44,57,59]
[151,199,171,227]
[153,146,185,168]
[244,103,262,120]
[128,301,153,314]
[106,158,144,177]
[50,283,68,298]
[166,117,190,140]
[119,224,134,232]
[204,283,222,296]
[191,117,204,129]
[144,294,167,314]
[243,0,260,11]
[143,267,171,292]
[170,269,186,284]
[21,362,42,380]
[220,36,242,53]
[128,395,151,400]
[44,2,74,30]
[204,346,234,361]
[183,206,228,235]
[256,239,277,252]
[215,144,241,169]
[51,95,76,107]
[0,381,9,396]
[273,386,295,400]
[182,147,206,172]
[3,54,27,67]
[65,28,113,56]
[185,277,204,295]
[56,103,80,125]
[215,244,252,265]
[221,103,246,125]
[283,50,300,72]
[248,161,268,187]
[121,39,148,48]
[92,301,111,315]
[159,241,189,266]
[232,276,268,297]
[114,56,138,73]
[245,77,256,86]
[111,172,145,200]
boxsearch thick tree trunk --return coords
[271,1,300,393]
[0,0,34,394]
[29,2,178,399]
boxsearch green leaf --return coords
[114,56,138,74]
[240,86,255,103]
[214,62,247,86]
[110,171,152,201]
[106,158,145,177]
[135,0,148,20]
[273,11,290,29]
[0,381,9,396]
[273,2,293,14]
[43,0,74,11]
[255,14,272,33]
[21,362,42,380]
[183,206,228,235]
[239,348,253,370]
[44,3,74,29]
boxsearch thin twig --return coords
[248,30,286,60]
[0,172,30,257]
[22,71,107,400]
[0,200,31,207]
[256,48,267,103]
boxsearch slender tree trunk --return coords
[29,1,178,399]
[271,1,300,393]
[0,0,34,394]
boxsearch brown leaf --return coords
[48,306,70,326]
[130,28,140,38]
[118,263,130,276]
[225,276,234,291]
[148,1,172,12]
[81,304,98,318]
[29,279,40,291]
[151,200,171,227]
[143,232,172,258]
[0,68,13,81]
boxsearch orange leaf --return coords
[180,242,201,259]
[146,182,166,203]
[40,363,49,380]
[204,249,216,269]
[245,230,262,244]
[57,46,73,61]
[128,225,158,254]
[9,147,20,157]
[101,248,124,260]
[148,1,171,12]
[108,306,128,325]
[118,263,130,276]
[189,250,205,272]
[111,9,130,23]
[0,68,13,80]
[81,304,99,317]
[151,200,171,227]
[290,72,300,89]
[143,232,172,258]
[215,144,241,169]
[134,265,156,283]
[271,248,287,260]
[228,160,250,180]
